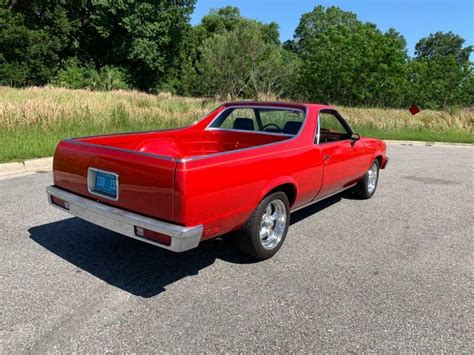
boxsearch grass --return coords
[337,106,474,143]
[0,86,219,162]
[0,86,472,162]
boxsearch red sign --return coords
[409,104,420,115]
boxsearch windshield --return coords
[209,107,305,135]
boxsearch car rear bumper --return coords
[46,186,202,252]
[381,156,389,169]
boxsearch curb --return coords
[0,140,472,176]
[385,140,473,147]
[0,157,53,176]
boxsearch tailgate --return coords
[52,140,176,222]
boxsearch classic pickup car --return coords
[47,102,388,259]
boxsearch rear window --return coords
[209,107,305,135]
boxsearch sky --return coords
[191,0,474,57]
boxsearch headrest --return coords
[283,121,302,135]
[233,118,255,131]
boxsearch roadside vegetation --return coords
[1,3,472,109]
[0,86,472,163]
[0,2,472,163]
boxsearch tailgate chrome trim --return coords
[46,186,202,252]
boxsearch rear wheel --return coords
[352,160,379,199]
[236,191,290,260]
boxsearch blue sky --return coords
[191,0,474,57]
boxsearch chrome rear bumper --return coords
[46,186,202,252]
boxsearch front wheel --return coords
[236,191,290,260]
[352,160,380,199]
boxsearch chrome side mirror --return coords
[350,133,361,141]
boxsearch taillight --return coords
[51,196,70,210]
[134,226,171,246]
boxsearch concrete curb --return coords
[0,140,472,176]
[0,157,53,176]
[385,140,473,147]
[24,157,53,171]
[0,162,26,176]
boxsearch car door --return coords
[314,109,367,199]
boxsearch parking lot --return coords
[0,144,472,352]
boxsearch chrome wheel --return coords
[259,199,287,250]
[367,162,378,194]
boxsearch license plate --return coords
[88,168,118,200]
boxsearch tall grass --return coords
[337,106,473,144]
[0,86,219,162]
[0,86,472,162]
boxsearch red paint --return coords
[52,102,388,240]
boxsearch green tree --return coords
[289,6,409,106]
[197,22,289,99]
[289,5,359,53]
[178,6,283,97]
[0,1,75,86]
[77,0,196,91]
[459,68,474,106]
[197,5,279,45]
[415,31,471,64]
[200,6,242,34]
[410,32,473,108]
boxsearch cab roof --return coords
[222,101,334,111]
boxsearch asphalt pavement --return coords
[0,144,472,352]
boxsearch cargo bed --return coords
[51,127,291,224]
[76,129,291,160]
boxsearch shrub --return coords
[53,59,129,91]
[95,66,129,91]
[52,59,94,89]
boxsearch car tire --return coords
[236,191,290,260]
[352,159,380,199]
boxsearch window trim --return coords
[315,109,355,145]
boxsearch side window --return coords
[217,108,257,130]
[318,112,351,143]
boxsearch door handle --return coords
[323,155,331,161]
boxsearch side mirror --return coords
[350,133,361,141]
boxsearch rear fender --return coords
[257,176,298,207]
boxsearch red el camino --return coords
[47,102,389,259]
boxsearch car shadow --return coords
[290,195,341,225]
[29,218,254,298]
[29,194,342,298]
